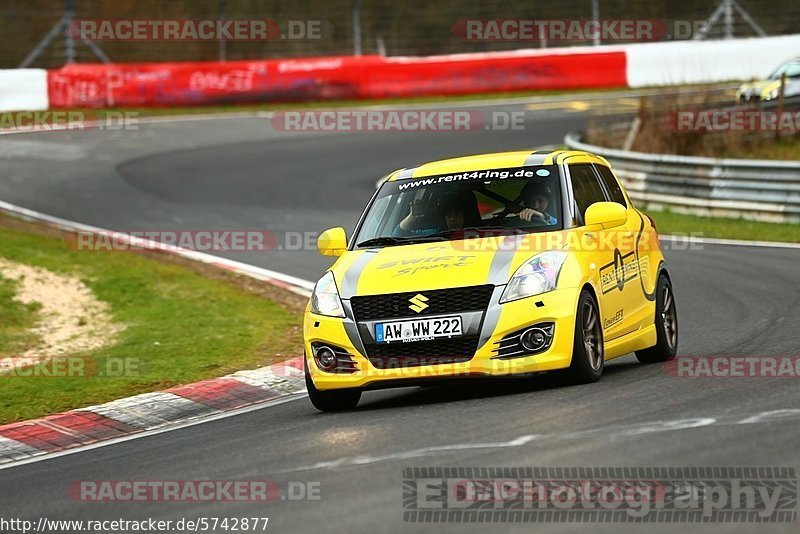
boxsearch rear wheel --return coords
[636,274,678,363]
[305,357,361,412]
[566,289,604,383]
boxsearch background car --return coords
[736,57,800,103]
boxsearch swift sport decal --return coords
[378,255,476,277]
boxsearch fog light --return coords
[314,346,338,371]
[520,328,548,352]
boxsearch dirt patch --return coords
[0,258,124,365]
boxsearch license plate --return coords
[375,316,462,343]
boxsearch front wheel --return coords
[636,274,678,363]
[566,289,604,384]
[305,358,361,412]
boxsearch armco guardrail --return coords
[565,132,800,224]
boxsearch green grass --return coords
[0,219,302,424]
[0,275,41,357]
[648,209,800,243]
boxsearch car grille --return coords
[350,285,494,321]
[364,336,479,369]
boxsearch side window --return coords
[569,164,608,222]
[594,164,627,207]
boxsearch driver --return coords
[510,181,558,225]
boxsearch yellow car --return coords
[304,149,678,411]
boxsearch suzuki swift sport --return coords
[304,149,678,411]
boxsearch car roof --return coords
[386,149,610,181]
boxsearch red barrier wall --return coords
[47,50,627,108]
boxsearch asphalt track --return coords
[1,97,799,533]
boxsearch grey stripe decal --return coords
[341,301,367,357]
[477,286,506,351]
[523,150,552,167]
[340,250,378,299]
[478,235,524,349]
[339,252,379,356]
[393,167,417,180]
[487,234,523,285]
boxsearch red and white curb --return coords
[0,357,306,465]
[0,200,313,466]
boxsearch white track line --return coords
[271,410,800,474]
[0,200,314,296]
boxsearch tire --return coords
[636,274,678,363]
[305,357,361,412]
[566,289,604,384]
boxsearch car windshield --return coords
[354,165,563,248]
[769,61,800,80]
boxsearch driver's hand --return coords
[518,208,545,222]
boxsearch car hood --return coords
[330,234,564,298]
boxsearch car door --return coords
[592,163,648,337]
[567,163,632,342]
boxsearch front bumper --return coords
[304,286,580,390]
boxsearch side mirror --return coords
[317,227,347,257]
[585,202,628,229]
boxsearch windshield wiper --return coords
[356,235,445,248]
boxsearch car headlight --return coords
[500,251,568,303]
[765,88,779,100]
[311,271,345,317]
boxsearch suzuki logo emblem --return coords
[408,294,429,313]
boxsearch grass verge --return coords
[0,213,305,424]
[648,209,800,243]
